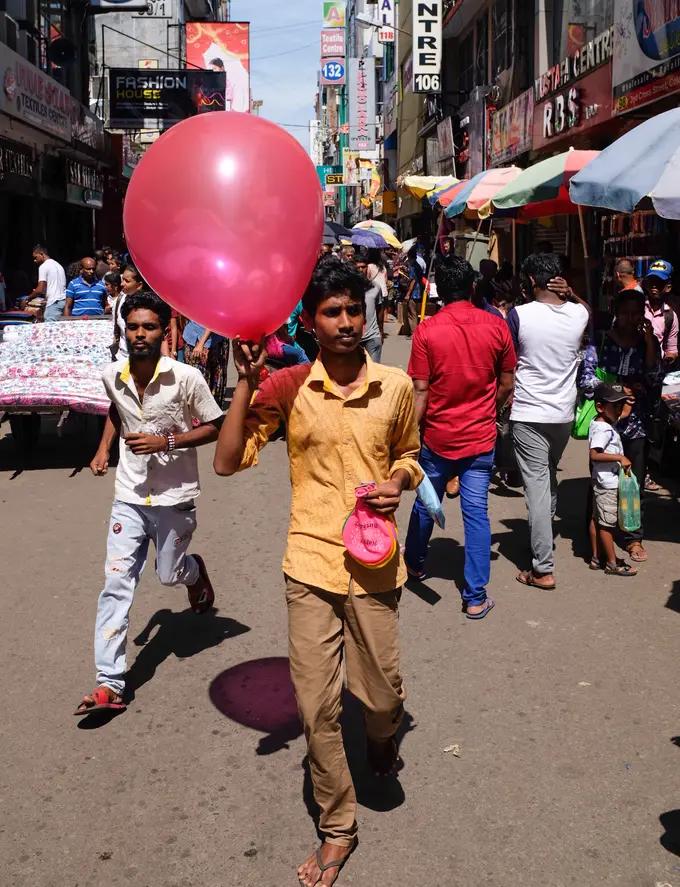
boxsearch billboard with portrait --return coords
[185,22,250,113]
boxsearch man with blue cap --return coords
[643,260,678,363]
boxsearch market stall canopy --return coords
[353,220,401,249]
[442,167,523,218]
[489,149,599,220]
[569,109,680,218]
[399,175,459,201]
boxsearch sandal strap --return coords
[315,846,352,873]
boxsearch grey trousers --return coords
[511,421,572,575]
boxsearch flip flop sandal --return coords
[465,598,495,620]
[404,561,428,582]
[589,558,603,571]
[188,554,215,614]
[516,570,556,590]
[301,842,356,887]
[627,545,648,563]
[604,562,638,577]
[74,686,126,716]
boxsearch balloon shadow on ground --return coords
[209,656,303,755]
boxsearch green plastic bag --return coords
[572,368,617,439]
[618,468,641,533]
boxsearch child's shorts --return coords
[593,484,618,529]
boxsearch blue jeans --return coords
[405,445,494,607]
[44,299,65,322]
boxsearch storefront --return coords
[0,42,109,290]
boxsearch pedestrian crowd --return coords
[3,230,677,887]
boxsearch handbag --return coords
[618,468,641,533]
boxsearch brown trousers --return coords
[406,299,420,336]
[285,577,405,846]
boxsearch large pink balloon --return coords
[123,113,323,339]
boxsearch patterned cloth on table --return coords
[0,320,112,414]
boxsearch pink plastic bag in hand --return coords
[342,482,398,569]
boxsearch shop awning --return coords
[570,108,680,218]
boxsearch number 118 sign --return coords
[320,57,346,86]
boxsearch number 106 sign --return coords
[320,57,346,86]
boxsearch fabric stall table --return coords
[0,320,112,416]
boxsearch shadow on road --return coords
[77,607,248,730]
[126,608,250,702]
[209,656,302,755]
[301,692,415,838]
[660,809,680,856]
[667,581,680,614]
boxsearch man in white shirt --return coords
[74,292,223,716]
[31,244,66,322]
[508,253,589,591]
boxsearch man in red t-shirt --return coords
[404,255,516,619]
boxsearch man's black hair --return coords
[521,253,564,290]
[33,243,49,255]
[353,246,370,263]
[104,271,122,287]
[434,255,475,304]
[302,256,369,316]
[121,291,171,329]
[210,58,225,68]
[615,289,645,313]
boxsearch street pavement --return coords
[1,325,679,887]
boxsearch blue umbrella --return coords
[570,108,680,217]
[350,229,390,249]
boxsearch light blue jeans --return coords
[44,299,65,322]
[94,500,200,694]
[405,445,494,607]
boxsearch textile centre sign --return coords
[534,26,614,139]
[412,0,442,94]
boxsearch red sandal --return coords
[74,686,126,716]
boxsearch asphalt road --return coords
[1,327,679,887]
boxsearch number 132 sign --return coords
[320,57,346,86]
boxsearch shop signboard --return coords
[612,0,680,114]
[533,62,612,150]
[348,57,376,151]
[342,147,359,186]
[108,69,226,128]
[66,159,104,209]
[534,26,614,102]
[490,88,534,166]
[321,29,345,58]
[378,0,396,43]
[0,43,76,142]
[412,0,442,94]
[320,57,346,86]
[185,22,250,113]
[323,1,346,28]
[0,136,34,179]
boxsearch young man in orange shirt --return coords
[214,257,422,887]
